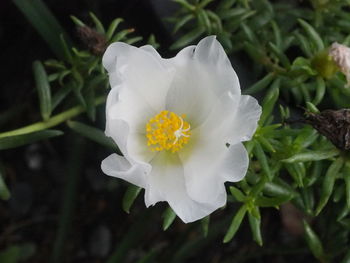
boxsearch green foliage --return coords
[4,0,350,261]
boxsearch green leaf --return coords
[162,207,176,231]
[71,71,86,108]
[254,142,273,180]
[229,186,246,202]
[67,121,119,152]
[122,185,141,214]
[198,10,212,34]
[244,72,275,95]
[343,164,350,209]
[243,42,265,63]
[70,15,85,27]
[315,157,344,215]
[51,85,71,111]
[241,22,258,43]
[303,220,325,261]
[304,161,322,187]
[294,32,313,57]
[0,130,63,150]
[125,36,143,45]
[271,20,282,49]
[263,181,297,197]
[106,18,124,41]
[255,195,292,207]
[173,14,194,33]
[341,248,350,263]
[217,0,237,10]
[259,79,280,125]
[298,19,324,52]
[223,205,247,243]
[198,0,214,8]
[0,163,10,200]
[285,163,305,187]
[290,57,317,76]
[201,216,210,237]
[312,77,326,105]
[248,209,262,246]
[170,27,205,50]
[306,101,320,114]
[0,245,20,263]
[89,12,105,34]
[173,0,195,11]
[268,42,290,68]
[282,149,339,163]
[33,61,52,121]
[13,0,71,59]
[60,34,73,63]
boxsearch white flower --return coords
[101,36,261,223]
[329,42,350,84]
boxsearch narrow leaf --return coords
[170,27,205,50]
[0,163,10,200]
[255,195,292,207]
[33,61,52,121]
[298,19,324,52]
[254,142,273,180]
[223,205,247,243]
[201,216,210,237]
[89,12,105,34]
[259,79,280,125]
[13,0,71,59]
[229,186,246,202]
[344,163,350,209]
[282,149,339,163]
[67,121,119,152]
[106,18,124,40]
[122,185,141,213]
[244,72,275,95]
[162,207,176,231]
[316,157,344,215]
[248,209,263,246]
[0,130,63,150]
[303,220,325,261]
[312,77,326,105]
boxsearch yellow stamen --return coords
[146,110,191,153]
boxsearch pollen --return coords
[146,110,191,153]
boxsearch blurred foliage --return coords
[2,0,350,262]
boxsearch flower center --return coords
[146,110,191,153]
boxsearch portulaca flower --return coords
[101,36,261,223]
[329,42,350,84]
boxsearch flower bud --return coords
[329,42,350,84]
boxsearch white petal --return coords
[106,84,155,133]
[144,152,224,223]
[106,118,155,165]
[103,42,175,112]
[229,95,261,144]
[101,153,150,188]
[179,137,249,204]
[197,93,261,146]
[165,36,241,127]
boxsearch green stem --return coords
[0,96,105,138]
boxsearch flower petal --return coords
[228,95,261,144]
[165,36,241,127]
[179,138,249,204]
[197,93,261,146]
[144,152,224,223]
[101,153,150,188]
[106,85,155,133]
[103,42,175,112]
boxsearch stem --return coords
[0,96,105,138]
